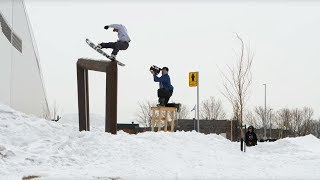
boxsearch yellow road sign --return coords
[189,72,198,87]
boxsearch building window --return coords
[0,12,12,42]
[12,32,22,52]
[0,12,23,53]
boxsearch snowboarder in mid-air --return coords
[97,24,131,60]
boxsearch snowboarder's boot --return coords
[158,98,166,107]
[109,54,116,61]
[96,44,102,49]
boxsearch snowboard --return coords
[85,38,125,66]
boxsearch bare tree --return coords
[301,107,314,136]
[291,108,304,136]
[253,106,274,131]
[231,100,240,121]
[311,119,320,138]
[244,110,259,128]
[275,107,315,137]
[288,107,315,136]
[254,106,265,128]
[200,96,226,120]
[135,101,157,127]
[176,104,190,119]
[276,108,291,131]
[220,33,254,138]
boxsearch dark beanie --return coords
[162,67,169,72]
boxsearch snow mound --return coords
[58,113,106,131]
[1,103,320,179]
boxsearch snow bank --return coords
[1,103,320,179]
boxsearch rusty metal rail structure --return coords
[77,58,118,134]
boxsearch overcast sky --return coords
[24,0,320,123]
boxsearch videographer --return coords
[150,66,174,106]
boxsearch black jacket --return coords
[245,126,258,146]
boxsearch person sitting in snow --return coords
[245,126,258,146]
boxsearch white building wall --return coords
[0,1,13,106]
[0,0,49,118]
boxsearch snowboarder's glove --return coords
[104,26,109,30]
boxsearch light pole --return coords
[263,83,267,140]
[197,72,200,133]
[191,105,196,130]
[269,108,272,139]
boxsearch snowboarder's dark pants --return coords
[100,41,129,55]
[157,88,173,106]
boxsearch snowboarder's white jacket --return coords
[109,24,131,43]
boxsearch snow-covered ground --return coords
[1,104,320,180]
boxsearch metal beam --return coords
[77,58,111,72]
[105,62,118,134]
[77,58,118,134]
[77,63,89,131]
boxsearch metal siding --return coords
[0,0,49,118]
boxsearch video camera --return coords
[149,65,162,75]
